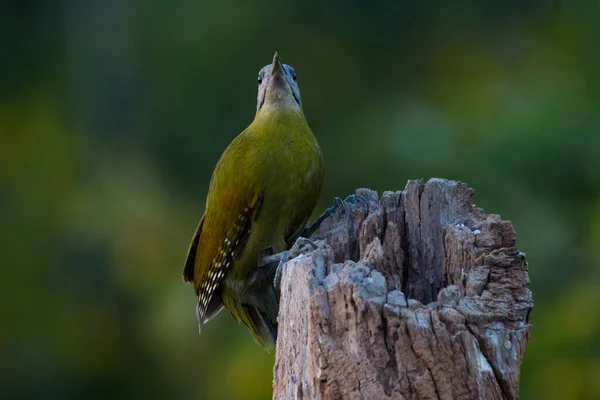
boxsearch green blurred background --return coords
[1,1,599,399]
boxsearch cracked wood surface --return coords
[273,179,533,400]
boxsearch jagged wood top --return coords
[273,179,532,400]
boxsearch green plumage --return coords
[183,53,324,347]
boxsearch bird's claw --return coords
[304,193,370,238]
[329,193,369,215]
[289,237,317,259]
[338,194,369,214]
[274,237,317,291]
[332,196,345,212]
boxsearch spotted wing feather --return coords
[195,194,263,330]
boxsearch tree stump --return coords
[273,179,533,400]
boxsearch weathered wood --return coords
[273,179,533,400]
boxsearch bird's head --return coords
[256,52,302,113]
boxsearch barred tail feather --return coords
[257,309,278,344]
[246,306,278,348]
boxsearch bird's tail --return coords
[244,305,278,349]
[222,288,279,349]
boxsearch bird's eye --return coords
[285,66,297,81]
[258,76,263,85]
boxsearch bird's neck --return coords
[253,104,307,128]
[256,99,304,118]
[248,106,313,145]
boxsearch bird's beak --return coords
[270,52,285,79]
[257,51,301,110]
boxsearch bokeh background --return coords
[2,1,599,399]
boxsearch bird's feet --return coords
[303,194,369,237]
[273,237,318,291]
[340,194,369,212]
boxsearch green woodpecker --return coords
[183,52,324,347]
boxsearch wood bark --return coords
[273,179,533,400]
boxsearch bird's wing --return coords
[184,213,226,325]
[183,213,204,283]
[183,132,264,326]
[195,190,263,328]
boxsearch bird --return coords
[183,52,325,348]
